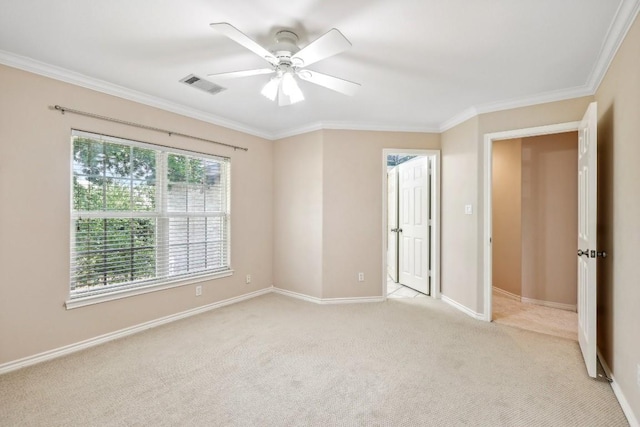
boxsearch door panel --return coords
[398,157,430,294]
[387,167,398,282]
[577,102,598,378]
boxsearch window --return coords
[70,130,231,302]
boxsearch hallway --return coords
[492,291,578,341]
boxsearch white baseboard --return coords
[597,349,639,427]
[520,296,576,312]
[272,287,322,304]
[0,286,387,374]
[321,296,386,304]
[272,286,385,305]
[0,287,272,375]
[493,287,577,312]
[441,295,484,320]
[492,286,521,301]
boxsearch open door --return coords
[387,167,399,282]
[398,156,430,294]
[577,101,598,378]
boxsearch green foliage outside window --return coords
[71,134,228,295]
[74,218,156,289]
[72,137,158,290]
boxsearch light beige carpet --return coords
[492,292,578,341]
[0,293,628,426]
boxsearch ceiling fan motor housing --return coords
[273,30,302,67]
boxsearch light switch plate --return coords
[465,204,473,215]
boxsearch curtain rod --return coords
[52,105,249,152]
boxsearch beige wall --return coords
[321,130,440,298]
[595,9,640,417]
[492,138,522,297]
[272,129,440,299]
[478,97,595,136]
[273,131,323,298]
[441,116,479,310]
[441,98,592,315]
[521,132,577,306]
[0,65,274,364]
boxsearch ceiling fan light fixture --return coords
[261,77,280,101]
[282,73,304,104]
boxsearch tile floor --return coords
[492,291,578,341]
[387,278,428,298]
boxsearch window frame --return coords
[67,130,233,309]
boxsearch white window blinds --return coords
[70,130,231,298]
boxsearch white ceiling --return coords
[0,0,636,139]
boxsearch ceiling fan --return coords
[208,23,361,106]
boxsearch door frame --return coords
[482,122,580,321]
[387,166,399,283]
[382,149,441,299]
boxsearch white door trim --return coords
[387,167,399,283]
[382,149,441,299]
[482,122,580,321]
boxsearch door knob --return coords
[597,251,608,258]
[577,249,590,257]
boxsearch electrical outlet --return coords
[246,274,251,284]
[358,272,365,282]
[195,285,202,296]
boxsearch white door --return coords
[398,157,430,294]
[577,101,598,378]
[387,167,399,282]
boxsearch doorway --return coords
[483,121,580,321]
[491,132,579,341]
[484,103,599,378]
[382,149,440,300]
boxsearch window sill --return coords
[65,270,234,310]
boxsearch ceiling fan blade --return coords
[291,29,351,67]
[298,70,360,96]
[207,68,275,80]
[210,22,278,65]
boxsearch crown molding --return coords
[271,122,325,140]
[587,0,640,92]
[439,0,640,133]
[440,86,592,134]
[439,107,478,133]
[475,84,594,116]
[272,121,440,140]
[3,0,638,141]
[0,50,274,140]
[322,121,440,134]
